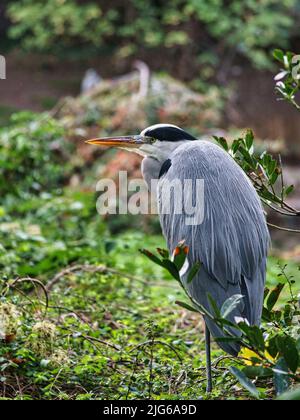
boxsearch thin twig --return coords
[45,263,168,292]
[129,340,183,363]
[267,222,300,233]
[8,277,49,313]
[61,325,121,351]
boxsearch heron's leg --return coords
[205,323,212,393]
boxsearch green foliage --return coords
[6,0,297,69]
[277,386,300,400]
[186,0,296,69]
[7,0,117,53]
[141,244,300,399]
[214,130,300,224]
[1,186,296,400]
[0,112,73,199]
[274,49,300,110]
[229,367,260,399]
[0,109,299,399]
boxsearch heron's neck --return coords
[140,140,186,164]
[140,141,186,189]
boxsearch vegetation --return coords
[4,1,299,80]
[274,48,300,110]
[142,224,300,400]
[0,99,299,400]
[0,112,73,199]
[215,130,299,221]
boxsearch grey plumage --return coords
[157,141,270,355]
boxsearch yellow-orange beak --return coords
[85,135,153,148]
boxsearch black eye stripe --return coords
[144,126,196,142]
[159,159,172,178]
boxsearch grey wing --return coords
[158,141,270,355]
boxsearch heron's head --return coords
[85,124,196,162]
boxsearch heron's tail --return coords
[240,260,266,326]
[203,261,266,356]
[186,270,244,356]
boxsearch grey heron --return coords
[86,123,270,392]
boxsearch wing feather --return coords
[158,141,270,353]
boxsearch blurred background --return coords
[1,0,300,142]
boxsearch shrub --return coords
[0,112,73,199]
[6,0,298,71]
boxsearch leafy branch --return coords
[273,49,300,111]
[214,130,300,233]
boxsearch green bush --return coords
[0,112,73,199]
[274,49,300,110]
[6,0,298,70]
[7,0,117,53]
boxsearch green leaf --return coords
[139,249,164,267]
[273,310,282,322]
[175,300,198,313]
[249,326,265,351]
[239,147,255,168]
[187,262,201,284]
[238,323,265,351]
[267,159,276,176]
[229,367,260,399]
[245,130,254,151]
[263,287,270,301]
[283,304,294,326]
[172,246,187,271]
[267,336,279,359]
[274,358,290,396]
[242,366,273,379]
[273,49,284,62]
[296,337,300,354]
[262,307,271,322]
[277,387,300,400]
[214,136,228,151]
[215,317,237,328]
[161,259,180,281]
[261,152,271,168]
[156,248,169,259]
[220,294,244,319]
[215,336,242,344]
[231,139,240,154]
[266,283,285,311]
[207,293,221,317]
[276,336,299,373]
[284,185,294,196]
[139,248,180,281]
[269,170,279,185]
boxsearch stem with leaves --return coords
[214,130,300,233]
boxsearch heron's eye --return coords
[145,137,157,144]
